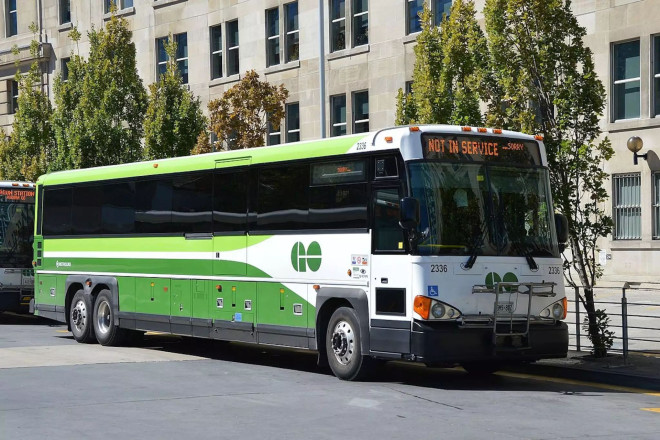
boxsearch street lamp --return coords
[627,136,648,165]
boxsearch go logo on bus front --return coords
[291,242,322,272]
[485,272,518,289]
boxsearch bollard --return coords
[574,286,580,352]
[621,286,628,364]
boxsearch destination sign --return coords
[0,188,35,203]
[421,134,541,166]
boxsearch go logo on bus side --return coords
[291,242,322,272]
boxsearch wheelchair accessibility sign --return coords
[427,285,439,297]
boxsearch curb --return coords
[504,363,660,392]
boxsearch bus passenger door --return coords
[213,158,251,277]
[369,187,411,355]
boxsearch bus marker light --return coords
[150,282,155,287]
[22,183,30,187]
[280,288,285,294]
[11,183,18,186]
[384,136,393,143]
[232,286,237,292]
[461,126,472,132]
[409,126,420,132]
[493,128,503,134]
[216,285,222,292]
[85,281,92,287]
[163,287,168,292]
[347,269,352,277]
[414,295,431,320]
[153,163,159,168]
[535,135,544,141]
[477,127,488,133]
[313,285,320,291]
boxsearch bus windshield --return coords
[408,161,558,258]
[0,193,35,268]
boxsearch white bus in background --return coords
[0,181,36,313]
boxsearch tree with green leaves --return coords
[396,0,490,126]
[144,36,207,160]
[52,13,147,170]
[0,23,55,181]
[208,70,288,150]
[484,0,614,356]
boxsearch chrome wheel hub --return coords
[331,320,355,365]
[96,300,111,335]
[72,300,87,331]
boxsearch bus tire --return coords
[93,289,126,346]
[326,307,371,381]
[70,290,96,343]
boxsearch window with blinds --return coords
[613,173,641,240]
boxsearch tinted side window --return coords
[257,164,309,230]
[102,181,136,234]
[214,170,248,233]
[72,185,103,235]
[373,188,405,251]
[172,173,212,233]
[309,183,368,229]
[43,188,72,236]
[135,179,173,234]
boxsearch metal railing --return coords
[566,284,660,361]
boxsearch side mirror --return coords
[554,213,569,247]
[399,197,420,231]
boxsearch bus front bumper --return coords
[410,320,569,364]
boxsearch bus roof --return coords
[36,125,543,186]
[0,181,36,188]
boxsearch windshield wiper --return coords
[463,223,487,269]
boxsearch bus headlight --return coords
[414,296,462,320]
[540,297,567,320]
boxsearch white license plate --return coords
[496,303,514,313]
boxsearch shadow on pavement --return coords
[0,312,60,326]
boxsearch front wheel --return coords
[70,290,96,343]
[93,290,127,346]
[325,307,371,381]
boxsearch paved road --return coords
[1,313,660,440]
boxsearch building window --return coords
[62,57,71,81]
[60,0,71,24]
[227,20,239,76]
[267,114,281,146]
[156,33,188,84]
[407,0,452,35]
[285,2,299,62]
[210,25,222,79]
[330,0,367,52]
[266,8,280,67]
[286,102,300,142]
[653,35,660,117]
[613,173,641,240]
[352,91,369,133]
[6,0,17,37]
[330,0,346,52]
[405,81,413,95]
[8,80,18,114]
[352,0,368,47]
[612,40,640,121]
[654,173,660,239]
[105,0,133,13]
[406,0,424,35]
[331,94,347,137]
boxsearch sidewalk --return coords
[508,350,660,391]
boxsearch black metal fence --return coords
[566,284,660,360]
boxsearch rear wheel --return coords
[70,290,96,343]
[93,290,126,346]
[325,307,371,381]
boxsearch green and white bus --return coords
[0,181,36,313]
[33,125,569,380]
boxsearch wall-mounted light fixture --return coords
[627,136,648,165]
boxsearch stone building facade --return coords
[0,0,658,283]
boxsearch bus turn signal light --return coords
[414,295,431,320]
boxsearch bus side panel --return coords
[35,275,59,306]
[117,277,135,313]
[256,282,309,348]
[135,277,171,316]
[209,281,255,326]
[193,279,209,320]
